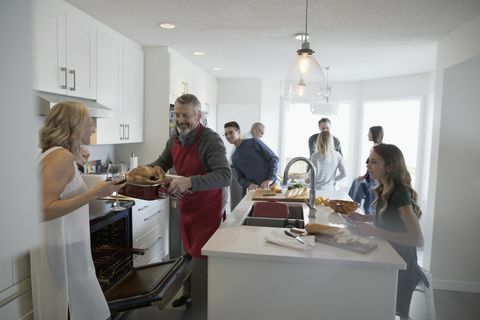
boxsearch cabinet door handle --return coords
[137,205,149,211]
[120,124,124,140]
[60,67,67,89]
[125,124,130,140]
[68,69,76,91]
[144,209,162,222]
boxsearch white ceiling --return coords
[64,0,480,81]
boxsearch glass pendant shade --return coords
[311,97,339,115]
[282,53,327,104]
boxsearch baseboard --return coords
[433,279,480,292]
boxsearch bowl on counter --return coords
[328,200,360,214]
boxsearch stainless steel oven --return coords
[90,203,191,315]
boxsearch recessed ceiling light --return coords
[294,33,309,41]
[192,51,205,56]
[212,67,222,71]
[157,22,175,29]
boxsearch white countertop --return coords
[202,190,406,270]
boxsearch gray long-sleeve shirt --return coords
[150,125,231,192]
[308,133,342,156]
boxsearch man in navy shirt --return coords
[224,121,279,194]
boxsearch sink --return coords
[242,202,305,228]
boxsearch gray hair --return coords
[175,94,201,113]
[251,122,265,132]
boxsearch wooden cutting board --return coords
[314,235,378,254]
[252,189,308,202]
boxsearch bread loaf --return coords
[285,187,309,199]
[305,223,342,237]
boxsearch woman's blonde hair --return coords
[316,131,333,157]
[371,144,422,218]
[39,101,90,161]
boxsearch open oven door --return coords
[104,255,191,313]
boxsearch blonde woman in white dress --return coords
[309,130,346,191]
[31,101,125,320]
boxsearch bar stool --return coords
[415,267,436,320]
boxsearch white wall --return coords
[1,1,39,319]
[217,79,261,106]
[426,13,480,292]
[260,80,281,155]
[216,78,281,156]
[0,0,40,257]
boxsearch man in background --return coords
[246,122,265,139]
[308,118,342,156]
[224,121,279,194]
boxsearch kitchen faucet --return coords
[282,157,317,218]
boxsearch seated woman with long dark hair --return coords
[347,144,425,319]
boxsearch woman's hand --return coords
[349,221,377,237]
[345,212,373,222]
[91,180,125,198]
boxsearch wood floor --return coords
[121,289,480,320]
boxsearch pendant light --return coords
[282,0,326,105]
[311,66,339,115]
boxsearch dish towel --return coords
[264,229,316,251]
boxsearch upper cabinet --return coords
[169,50,216,113]
[96,30,144,144]
[31,0,145,145]
[123,41,144,143]
[33,0,96,99]
[95,27,123,144]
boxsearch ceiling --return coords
[64,0,480,81]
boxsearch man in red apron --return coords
[150,94,231,319]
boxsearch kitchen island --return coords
[202,190,406,320]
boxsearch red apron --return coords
[171,125,223,258]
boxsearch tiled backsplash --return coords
[86,144,115,164]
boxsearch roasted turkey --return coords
[127,165,166,185]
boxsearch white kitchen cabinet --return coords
[33,0,96,99]
[0,253,32,319]
[96,35,144,144]
[132,199,169,267]
[95,27,123,144]
[122,41,144,143]
[0,256,12,293]
[169,50,215,112]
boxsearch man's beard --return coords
[177,122,193,136]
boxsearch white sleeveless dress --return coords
[30,147,110,320]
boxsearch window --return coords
[282,102,354,187]
[361,99,421,187]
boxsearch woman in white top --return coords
[309,130,346,191]
[31,101,125,320]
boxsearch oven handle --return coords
[144,209,162,222]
